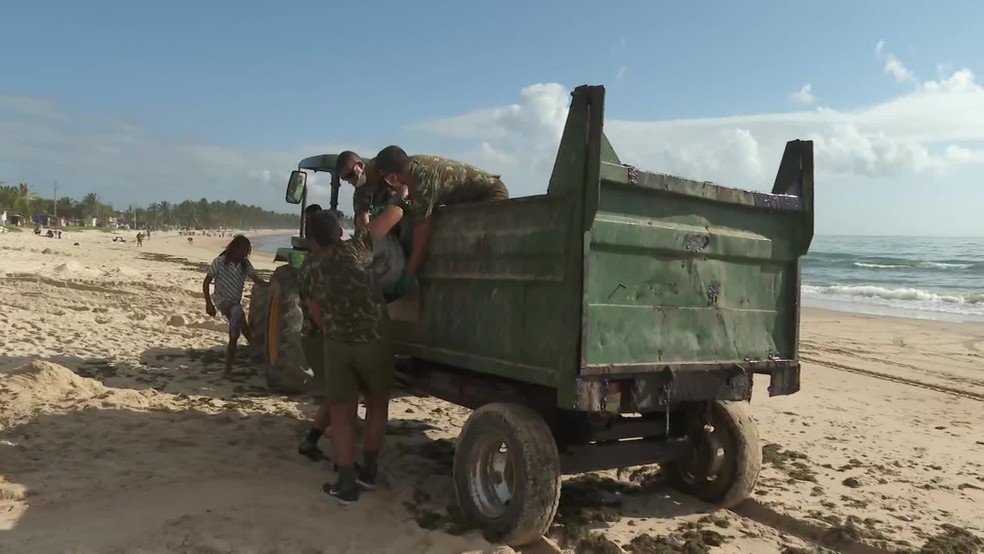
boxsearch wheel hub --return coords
[682,422,727,482]
[468,435,516,519]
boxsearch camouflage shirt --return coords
[407,155,508,221]
[298,256,320,338]
[351,157,386,215]
[297,230,388,343]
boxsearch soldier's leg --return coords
[351,335,395,490]
[322,337,362,505]
[299,334,330,461]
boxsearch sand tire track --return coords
[802,356,984,401]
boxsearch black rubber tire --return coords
[453,403,561,547]
[246,281,272,359]
[662,400,762,508]
[262,266,311,394]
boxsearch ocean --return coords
[802,235,984,322]
[254,233,984,323]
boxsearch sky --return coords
[1,0,983,236]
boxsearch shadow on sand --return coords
[0,352,743,553]
[0,357,472,552]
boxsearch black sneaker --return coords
[356,467,377,491]
[323,482,359,505]
[298,441,325,462]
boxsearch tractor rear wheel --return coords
[246,282,271,360]
[262,266,311,394]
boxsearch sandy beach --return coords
[1,229,982,554]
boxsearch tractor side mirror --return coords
[286,170,307,204]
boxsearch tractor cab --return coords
[276,154,344,265]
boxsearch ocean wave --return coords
[850,261,974,270]
[852,262,907,269]
[803,284,984,305]
[921,262,974,269]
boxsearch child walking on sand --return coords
[202,235,268,373]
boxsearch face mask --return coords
[354,171,367,187]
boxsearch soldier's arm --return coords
[405,176,439,277]
[300,264,327,327]
[352,186,372,231]
[354,210,370,231]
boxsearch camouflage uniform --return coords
[351,157,388,217]
[407,155,509,222]
[297,230,393,403]
[298,255,326,399]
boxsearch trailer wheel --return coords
[453,403,561,547]
[662,400,762,508]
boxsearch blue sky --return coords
[1,0,983,236]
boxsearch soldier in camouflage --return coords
[298,209,394,506]
[336,150,418,301]
[372,145,509,276]
[335,151,388,231]
[296,266,337,460]
[297,203,334,461]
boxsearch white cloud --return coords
[616,65,628,81]
[0,95,62,120]
[875,40,915,83]
[884,56,915,83]
[790,83,815,104]
[3,45,983,236]
[408,59,984,200]
[0,95,369,214]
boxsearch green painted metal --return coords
[273,247,307,268]
[274,247,291,263]
[297,154,341,173]
[389,85,814,411]
[288,249,307,268]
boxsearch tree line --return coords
[0,182,301,230]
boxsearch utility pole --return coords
[53,182,58,219]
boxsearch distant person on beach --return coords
[299,210,393,505]
[203,235,269,373]
[136,233,143,247]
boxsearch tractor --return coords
[247,154,346,393]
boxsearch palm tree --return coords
[80,193,99,220]
[16,183,33,216]
[0,185,19,213]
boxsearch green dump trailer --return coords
[252,84,814,547]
